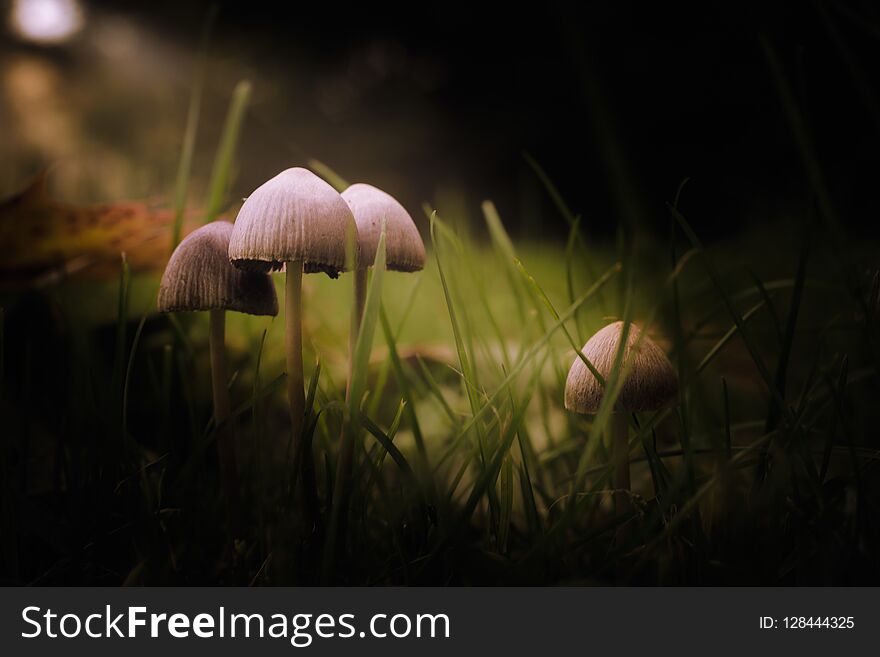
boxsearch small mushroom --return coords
[229,168,356,498]
[158,220,277,518]
[340,182,425,376]
[333,183,425,520]
[565,321,678,505]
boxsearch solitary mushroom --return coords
[228,168,356,495]
[564,321,677,505]
[333,183,425,517]
[158,220,278,517]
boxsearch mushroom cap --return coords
[228,167,357,277]
[341,183,426,272]
[158,221,278,316]
[564,321,678,413]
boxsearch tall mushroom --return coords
[564,321,678,507]
[228,168,356,504]
[158,220,278,517]
[335,183,425,491]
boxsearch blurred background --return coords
[3,0,880,243]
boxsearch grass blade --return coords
[670,205,791,421]
[308,159,349,192]
[171,7,216,250]
[361,414,415,481]
[204,80,252,222]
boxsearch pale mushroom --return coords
[565,321,678,504]
[228,168,356,501]
[333,183,425,522]
[159,220,277,516]
[341,183,425,358]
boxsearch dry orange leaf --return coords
[0,172,202,286]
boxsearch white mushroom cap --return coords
[564,321,678,413]
[229,167,357,278]
[158,221,278,316]
[341,183,426,272]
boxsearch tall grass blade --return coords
[361,414,415,481]
[171,6,216,250]
[122,307,150,444]
[766,219,811,432]
[204,80,252,222]
[514,257,604,385]
[349,227,386,417]
[379,306,429,465]
[670,205,790,420]
[430,212,482,420]
[324,225,386,580]
[454,262,620,444]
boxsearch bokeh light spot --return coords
[10,0,84,45]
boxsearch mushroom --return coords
[564,321,678,506]
[228,167,357,495]
[158,220,278,516]
[341,183,426,342]
[334,183,425,498]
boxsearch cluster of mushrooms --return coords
[158,168,426,522]
[157,165,679,530]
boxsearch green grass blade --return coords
[122,305,150,444]
[692,299,767,376]
[349,226,387,419]
[748,270,783,345]
[324,226,387,580]
[308,159,349,192]
[171,7,216,250]
[415,355,457,424]
[361,414,415,481]
[430,212,481,419]
[462,384,534,518]
[364,399,407,497]
[482,200,529,330]
[204,80,252,222]
[379,306,429,465]
[522,151,577,228]
[453,262,620,445]
[639,429,778,560]
[670,205,791,421]
[514,257,605,386]
[766,221,811,432]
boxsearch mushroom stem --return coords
[286,261,318,525]
[209,309,239,525]
[349,265,368,388]
[612,411,631,508]
[285,261,305,461]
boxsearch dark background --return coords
[97,0,880,238]
[5,0,880,239]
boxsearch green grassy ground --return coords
[1,191,878,585]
